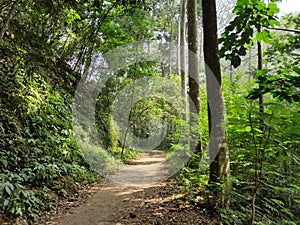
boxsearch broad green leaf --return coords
[293,66,300,74]
[269,19,280,27]
[256,30,271,43]
[3,199,9,207]
[268,2,280,15]
[256,69,271,76]
[4,182,14,196]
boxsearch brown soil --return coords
[41,150,219,225]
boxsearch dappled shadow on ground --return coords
[37,150,219,225]
[49,182,220,225]
[120,182,221,225]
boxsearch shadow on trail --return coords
[56,150,169,225]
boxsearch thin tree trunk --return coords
[257,40,264,132]
[251,23,264,225]
[179,0,188,121]
[187,0,200,114]
[169,0,174,75]
[121,82,136,158]
[169,26,173,75]
[187,0,201,154]
[230,65,233,81]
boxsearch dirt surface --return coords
[110,150,168,185]
[55,150,168,225]
[43,150,219,225]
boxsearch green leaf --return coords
[256,30,271,43]
[235,0,250,10]
[269,19,280,27]
[281,208,295,218]
[256,69,271,76]
[3,199,9,207]
[293,66,300,74]
[267,2,279,15]
[4,181,14,196]
[271,198,284,206]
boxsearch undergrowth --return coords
[172,75,300,225]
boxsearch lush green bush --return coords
[173,73,300,224]
[220,75,300,224]
[0,46,97,223]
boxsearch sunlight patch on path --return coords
[109,150,168,186]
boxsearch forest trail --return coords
[54,150,168,225]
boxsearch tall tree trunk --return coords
[187,0,201,154]
[168,0,174,75]
[202,0,231,207]
[179,0,188,121]
[257,39,264,131]
[251,24,265,225]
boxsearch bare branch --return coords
[266,27,300,34]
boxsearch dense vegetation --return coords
[0,0,299,224]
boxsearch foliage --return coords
[247,66,300,102]
[217,5,300,224]
[1,0,300,224]
[219,0,280,68]
[173,72,300,224]
[0,1,161,221]
[221,75,300,224]
[265,13,300,64]
[248,13,300,103]
[0,0,132,222]
[0,46,97,222]
[167,83,209,190]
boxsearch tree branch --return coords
[266,27,300,34]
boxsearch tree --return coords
[218,0,280,216]
[248,13,300,103]
[179,0,188,121]
[0,0,156,222]
[202,0,231,207]
[187,0,201,154]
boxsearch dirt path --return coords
[55,150,168,225]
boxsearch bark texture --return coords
[187,0,201,154]
[202,0,231,207]
[179,0,188,121]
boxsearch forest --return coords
[0,0,299,224]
